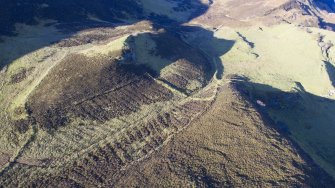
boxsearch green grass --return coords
[218,24,332,95]
[80,35,129,57]
[212,23,335,178]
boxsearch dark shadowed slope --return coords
[0,0,209,69]
[232,75,335,179]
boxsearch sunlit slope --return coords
[217,24,332,95]
[1,0,335,185]
[212,24,335,178]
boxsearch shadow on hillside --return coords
[23,24,234,132]
[171,25,234,79]
[0,0,230,70]
[230,75,335,185]
[314,0,335,12]
[122,26,234,82]
[0,1,236,182]
[319,18,335,31]
[0,0,143,36]
[325,61,335,87]
[313,0,335,30]
[0,0,144,69]
[1,0,235,133]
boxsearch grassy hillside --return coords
[211,23,335,178]
[1,0,335,186]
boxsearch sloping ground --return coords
[0,18,218,186]
[133,31,213,93]
[0,0,143,36]
[1,0,335,186]
[0,94,216,187]
[139,0,206,23]
[201,23,335,179]
[109,83,335,187]
[191,0,290,27]
[1,82,333,187]
[191,0,335,31]
[25,28,212,131]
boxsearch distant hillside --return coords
[0,0,208,36]
[315,0,335,11]
[0,0,143,36]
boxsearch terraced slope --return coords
[1,0,335,187]
[111,82,334,187]
[0,19,221,186]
